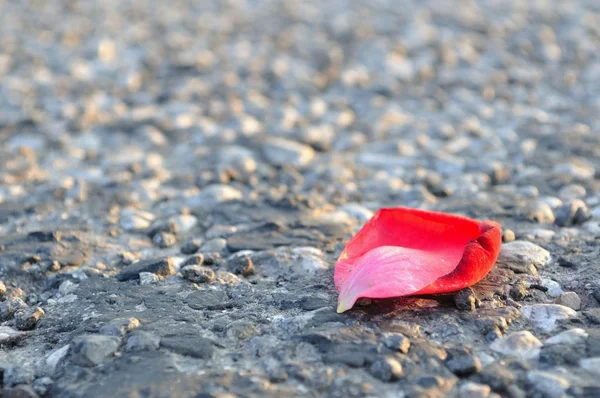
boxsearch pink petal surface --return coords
[335,208,502,312]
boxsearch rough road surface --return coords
[2,0,600,397]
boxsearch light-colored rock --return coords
[201,238,228,253]
[206,225,238,239]
[526,371,570,398]
[170,214,198,233]
[539,196,563,209]
[580,357,600,376]
[490,331,543,360]
[139,272,160,285]
[44,345,70,375]
[553,162,595,180]
[187,184,243,208]
[70,335,121,367]
[58,280,78,296]
[521,304,577,332]
[296,254,329,274]
[545,328,588,346]
[555,292,581,310]
[529,202,555,223]
[540,278,564,298]
[498,241,550,268]
[119,209,155,231]
[292,247,323,257]
[458,382,492,398]
[263,137,315,168]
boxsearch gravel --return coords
[1,0,600,396]
[70,335,121,367]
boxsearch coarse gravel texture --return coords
[1,0,600,397]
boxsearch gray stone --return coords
[44,345,70,376]
[369,357,404,381]
[498,241,550,268]
[186,184,243,208]
[152,231,177,248]
[180,239,202,254]
[125,331,160,352]
[555,292,581,310]
[170,214,198,233]
[262,137,315,168]
[58,280,78,296]
[521,304,577,332]
[296,254,329,274]
[446,355,482,376]
[526,371,570,398]
[160,334,214,359]
[490,331,542,360]
[117,257,174,281]
[381,333,411,353]
[70,335,121,367]
[14,306,45,330]
[200,238,228,253]
[99,317,140,337]
[0,280,6,298]
[539,278,564,298]
[186,289,230,310]
[181,254,205,267]
[229,254,255,276]
[584,308,600,324]
[119,209,155,231]
[555,199,592,226]
[181,265,215,283]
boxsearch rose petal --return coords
[335,208,502,312]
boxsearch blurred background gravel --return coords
[1,1,600,397]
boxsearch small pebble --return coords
[14,307,45,331]
[229,255,255,277]
[181,265,215,283]
[555,292,581,310]
[153,231,177,248]
[369,357,404,382]
[180,239,202,254]
[181,254,204,267]
[555,200,591,227]
[381,333,411,353]
[454,288,476,311]
[502,229,515,242]
[139,272,160,285]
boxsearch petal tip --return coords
[336,296,355,313]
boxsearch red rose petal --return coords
[334,208,502,313]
